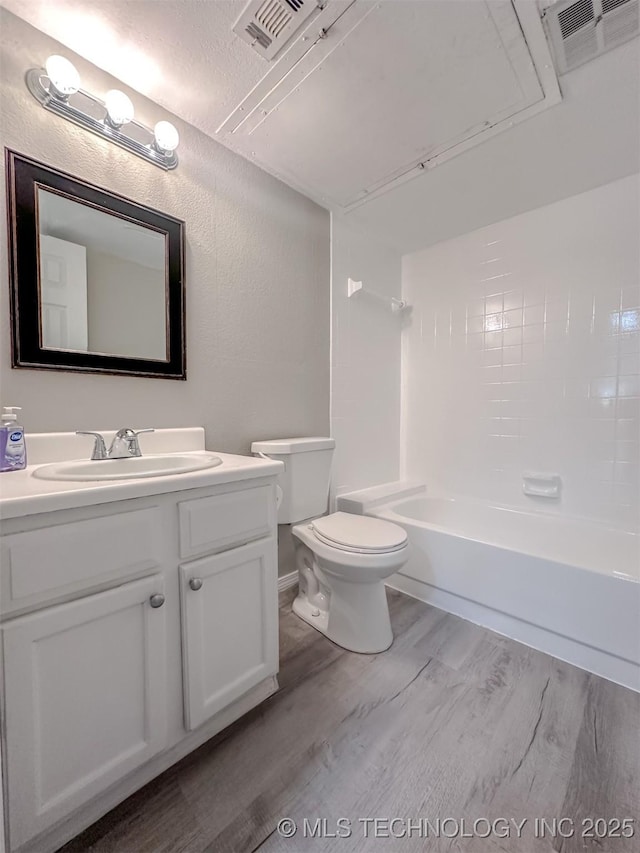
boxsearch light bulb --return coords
[104,89,134,128]
[45,55,80,98]
[154,120,179,153]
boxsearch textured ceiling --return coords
[0,0,268,131]
[346,37,640,253]
[3,0,639,253]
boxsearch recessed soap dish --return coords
[522,472,562,499]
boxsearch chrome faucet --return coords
[108,428,155,459]
[76,428,154,460]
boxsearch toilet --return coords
[251,437,408,653]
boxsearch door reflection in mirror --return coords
[37,189,168,361]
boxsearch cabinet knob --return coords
[149,593,165,608]
[189,578,203,591]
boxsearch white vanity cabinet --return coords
[2,576,168,849]
[177,487,279,730]
[0,474,279,853]
[180,540,278,730]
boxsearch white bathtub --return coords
[338,487,640,691]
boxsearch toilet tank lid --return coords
[251,437,335,455]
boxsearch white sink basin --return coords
[33,453,223,482]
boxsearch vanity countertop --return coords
[0,429,283,521]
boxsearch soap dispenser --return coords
[0,407,27,471]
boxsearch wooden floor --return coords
[62,589,640,853]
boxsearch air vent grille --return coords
[602,0,639,43]
[544,0,638,73]
[233,0,321,60]
[245,22,272,49]
[558,0,594,38]
[602,0,630,11]
[256,0,293,38]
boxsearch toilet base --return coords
[292,574,393,655]
[292,593,329,636]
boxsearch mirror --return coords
[38,190,168,360]
[6,151,185,379]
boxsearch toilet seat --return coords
[311,512,407,555]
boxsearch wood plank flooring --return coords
[61,589,640,853]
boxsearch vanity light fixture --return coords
[153,120,180,154]
[26,56,179,170]
[44,55,80,98]
[104,89,135,128]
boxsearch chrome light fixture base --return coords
[26,68,178,171]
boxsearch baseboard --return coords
[387,573,640,693]
[278,570,298,593]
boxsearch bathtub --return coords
[337,486,640,691]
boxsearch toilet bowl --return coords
[292,512,408,653]
[250,438,409,654]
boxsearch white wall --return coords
[0,10,329,455]
[330,215,402,503]
[402,175,640,530]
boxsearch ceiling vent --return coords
[543,0,639,73]
[233,0,322,60]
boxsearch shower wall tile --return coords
[401,174,640,530]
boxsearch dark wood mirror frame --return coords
[6,150,186,379]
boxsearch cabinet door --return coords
[2,576,168,849]
[180,539,278,730]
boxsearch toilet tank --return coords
[250,437,335,524]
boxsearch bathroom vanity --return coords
[0,429,282,853]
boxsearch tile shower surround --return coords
[401,175,640,530]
